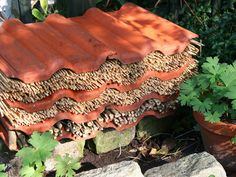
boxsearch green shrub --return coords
[178,57,236,123]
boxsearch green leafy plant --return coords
[16,132,58,177]
[0,164,7,177]
[32,0,58,21]
[232,136,236,144]
[165,0,236,63]
[32,0,49,21]
[208,175,215,177]
[178,56,236,123]
[55,154,81,177]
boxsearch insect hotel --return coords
[0,3,199,150]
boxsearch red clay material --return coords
[110,3,198,54]
[0,110,174,151]
[0,3,197,83]
[5,83,178,112]
[194,112,236,172]
[57,110,174,141]
[2,93,177,134]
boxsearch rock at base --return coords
[89,127,135,154]
[144,152,227,177]
[76,160,144,177]
[45,140,85,172]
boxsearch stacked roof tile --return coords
[0,3,199,150]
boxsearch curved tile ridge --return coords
[51,98,176,139]
[110,3,198,55]
[0,3,198,83]
[0,64,196,127]
[0,110,174,149]
[2,98,176,135]
[5,62,196,113]
[57,110,174,141]
[0,45,198,103]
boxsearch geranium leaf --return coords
[204,111,221,123]
[55,154,80,177]
[232,100,236,110]
[232,136,236,144]
[225,86,236,99]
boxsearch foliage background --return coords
[54,0,235,64]
[27,0,235,63]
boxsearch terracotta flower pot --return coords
[194,112,236,172]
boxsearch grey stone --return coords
[144,152,227,177]
[76,161,144,177]
[45,140,85,172]
[90,127,135,154]
[7,157,21,177]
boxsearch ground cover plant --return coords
[15,132,80,177]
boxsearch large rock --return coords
[144,152,227,177]
[45,140,85,172]
[76,160,144,177]
[89,127,135,154]
[136,116,173,140]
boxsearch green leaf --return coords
[32,8,45,21]
[0,164,6,172]
[96,0,104,4]
[116,0,126,5]
[197,74,210,89]
[225,86,236,99]
[232,136,236,144]
[16,132,58,166]
[29,132,58,162]
[180,79,196,94]
[178,94,189,106]
[204,111,221,123]
[220,71,236,87]
[0,172,7,177]
[20,163,45,177]
[0,164,7,177]
[232,100,236,110]
[55,154,81,177]
[202,57,220,75]
[16,147,36,166]
[40,0,48,14]
[20,166,36,177]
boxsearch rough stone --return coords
[136,116,173,140]
[7,157,21,177]
[89,127,135,154]
[45,140,85,172]
[144,152,227,177]
[76,160,144,177]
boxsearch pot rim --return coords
[193,111,236,137]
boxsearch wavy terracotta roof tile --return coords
[2,61,196,105]
[0,3,198,83]
[0,110,174,150]
[1,97,175,135]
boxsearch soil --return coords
[78,129,204,174]
[1,128,235,177]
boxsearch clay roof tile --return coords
[0,3,198,83]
